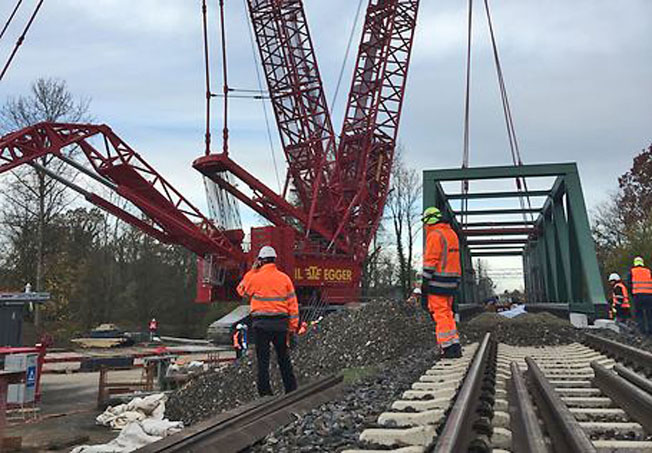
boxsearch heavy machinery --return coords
[0,0,421,305]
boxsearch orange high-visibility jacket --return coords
[423,222,461,295]
[240,263,299,332]
[630,266,652,295]
[237,268,258,298]
[612,282,630,308]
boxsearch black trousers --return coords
[254,327,298,396]
[634,294,652,334]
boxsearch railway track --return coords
[345,333,652,452]
[139,332,652,453]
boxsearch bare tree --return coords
[387,149,422,298]
[0,78,90,326]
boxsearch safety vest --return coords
[423,222,461,295]
[631,266,652,295]
[232,330,241,349]
[149,320,158,331]
[239,263,299,331]
[612,282,630,308]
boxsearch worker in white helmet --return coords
[232,323,248,359]
[608,273,630,322]
[238,246,299,396]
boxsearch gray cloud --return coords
[1,0,650,289]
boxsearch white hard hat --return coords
[236,323,244,329]
[258,246,277,259]
[608,273,621,282]
[413,287,422,295]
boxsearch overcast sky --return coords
[1,0,651,290]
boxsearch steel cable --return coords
[330,0,365,113]
[482,0,535,224]
[0,0,23,43]
[460,0,474,228]
[242,0,282,192]
[0,0,44,82]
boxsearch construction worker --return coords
[232,323,248,359]
[237,258,261,299]
[422,207,462,358]
[238,246,299,396]
[608,273,630,322]
[627,256,652,334]
[148,318,158,341]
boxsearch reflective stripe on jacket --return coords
[630,266,652,295]
[239,263,299,332]
[612,282,630,308]
[423,222,461,295]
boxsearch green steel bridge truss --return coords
[423,163,607,318]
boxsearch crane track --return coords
[344,334,652,452]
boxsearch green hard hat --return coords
[422,207,442,225]
[634,256,645,267]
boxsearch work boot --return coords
[443,343,462,359]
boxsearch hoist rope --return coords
[482,0,534,224]
[242,0,282,192]
[460,0,474,228]
[0,0,44,82]
[0,0,23,43]
[330,0,365,113]
[201,0,212,155]
[218,0,229,155]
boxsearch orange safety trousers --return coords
[428,294,459,348]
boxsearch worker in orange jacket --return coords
[238,246,299,395]
[422,207,462,358]
[627,256,652,334]
[608,273,630,322]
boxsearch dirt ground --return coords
[6,369,141,452]
[5,350,233,452]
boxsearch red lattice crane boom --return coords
[0,0,421,304]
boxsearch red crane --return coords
[0,0,421,304]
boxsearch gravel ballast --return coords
[460,311,585,346]
[166,301,437,425]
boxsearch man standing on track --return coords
[627,256,652,334]
[238,246,299,396]
[421,207,463,358]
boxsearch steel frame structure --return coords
[423,162,606,318]
[0,123,246,263]
[0,0,422,305]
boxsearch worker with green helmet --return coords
[627,256,652,334]
[421,206,463,358]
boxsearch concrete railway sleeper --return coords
[343,333,501,453]
[504,342,652,452]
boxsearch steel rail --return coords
[434,332,492,453]
[525,357,597,453]
[138,374,343,453]
[591,361,652,433]
[584,333,652,375]
[508,362,548,453]
[614,363,652,395]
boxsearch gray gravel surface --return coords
[247,346,441,453]
[166,301,437,425]
[460,311,584,346]
[589,322,652,354]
